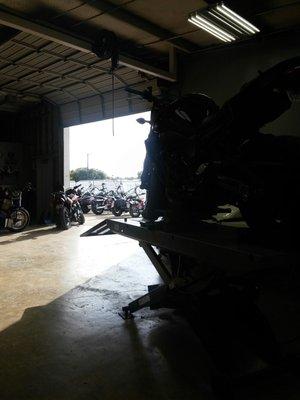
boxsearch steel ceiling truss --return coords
[0,38,153,106]
[0,8,177,82]
[12,39,128,86]
[0,6,176,113]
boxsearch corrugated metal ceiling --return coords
[0,0,299,125]
[0,30,154,125]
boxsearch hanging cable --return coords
[112,72,115,136]
[92,30,119,137]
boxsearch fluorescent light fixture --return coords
[188,17,230,42]
[194,15,236,41]
[216,4,260,34]
[208,10,243,34]
[188,2,260,44]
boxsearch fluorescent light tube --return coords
[188,3,260,45]
[188,17,230,42]
[208,10,244,34]
[195,14,236,40]
[221,4,260,32]
[216,6,255,34]
[217,4,260,34]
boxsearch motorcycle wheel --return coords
[59,206,71,230]
[81,205,90,214]
[129,204,140,218]
[8,208,30,232]
[239,199,287,233]
[78,212,85,225]
[91,202,104,215]
[112,206,123,217]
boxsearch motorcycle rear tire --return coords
[112,207,123,217]
[8,208,30,232]
[239,200,288,233]
[129,204,140,218]
[59,207,71,230]
[81,205,90,214]
[91,202,104,215]
[78,212,85,225]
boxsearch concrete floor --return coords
[0,214,299,400]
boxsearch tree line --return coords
[70,168,143,181]
[70,168,107,181]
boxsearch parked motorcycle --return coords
[0,187,30,232]
[127,187,146,217]
[75,184,93,214]
[112,185,145,217]
[128,57,300,233]
[52,186,85,229]
[91,189,115,215]
[111,184,128,217]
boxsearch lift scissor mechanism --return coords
[82,218,299,391]
[82,217,298,318]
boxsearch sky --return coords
[69,111,150,178]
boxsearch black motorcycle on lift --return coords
[0,187,30,232]
[129,57,300,233]
[127,57,300,397]
[52,185,85,230]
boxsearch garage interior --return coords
[0,1,300,399]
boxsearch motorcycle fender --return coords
[5,218,11,228]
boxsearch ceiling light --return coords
[208,10,243,34]
[195,15,236,41]
[188,17,230,42]
[188,2,260,44]
[217,4,260,34]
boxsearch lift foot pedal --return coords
[118,306,135,320]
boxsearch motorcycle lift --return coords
[82,218,300,397]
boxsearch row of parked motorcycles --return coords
[0,182,145,233]
[51,183,145,230]
[79,183,145,217]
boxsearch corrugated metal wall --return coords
[2,102,64,221]
[60,86,151,127]
[24,103,63,220]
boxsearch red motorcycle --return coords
[52,186,85,230]
[128,187,146,217]
[112,186,146,217]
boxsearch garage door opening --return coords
[65,111,150,195]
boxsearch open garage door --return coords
[0,0,299,221]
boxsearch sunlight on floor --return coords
[0,215,142,331]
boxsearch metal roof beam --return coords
[0,25,20,46]
[0,87,42,101]
[59,79,154,106]
[0,8,176,82]
[12,39,128,86]
[0,70,81,101]
[87,0,197,53]
[0,52,105,93]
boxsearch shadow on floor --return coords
[0,225,72,244]
[0,273,214,400]
[0,263,299,400]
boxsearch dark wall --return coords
[180,31,300,136]
[0,111,35,188]
[0,102,64,221]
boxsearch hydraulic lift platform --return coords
[82,217,299,316]
[82,218,300,395]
